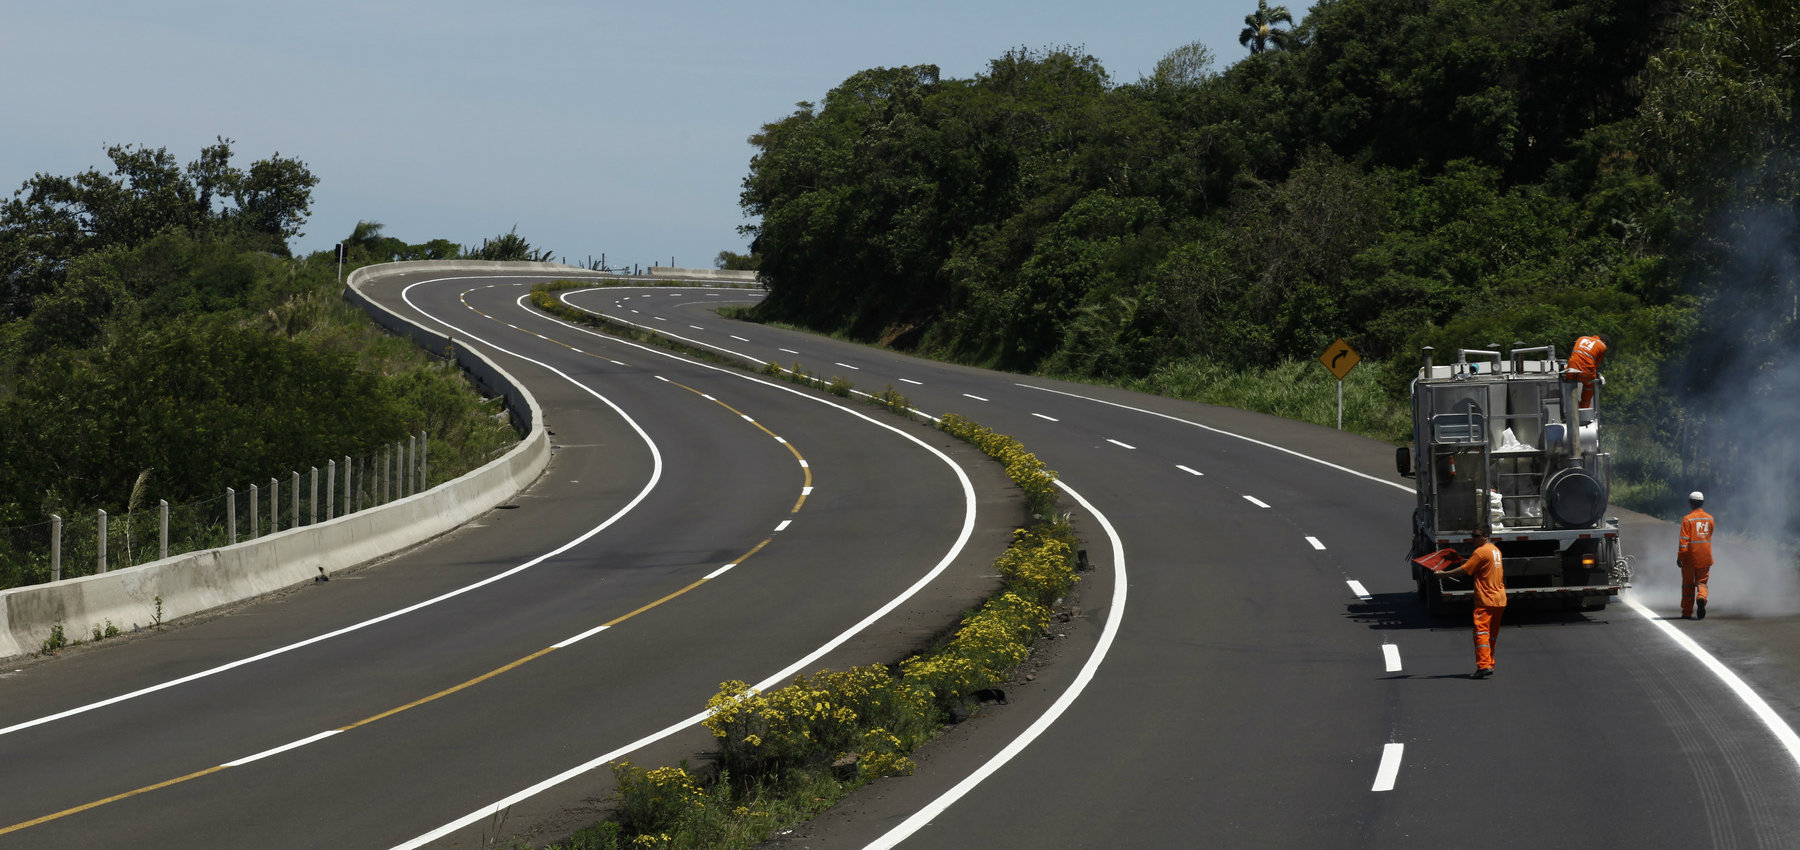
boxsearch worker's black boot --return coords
[1696,599,1707,620]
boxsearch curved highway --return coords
[0,270,1019,849]
[552,284,1800,850]
[4,269,1799,849]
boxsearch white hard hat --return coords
[1689,491,1705,502]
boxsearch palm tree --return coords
[1239,0,1296,54]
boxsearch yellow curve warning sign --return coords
[1319,338,1361,380]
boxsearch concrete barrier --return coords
[647,266,760,284]
[0,260,580,661]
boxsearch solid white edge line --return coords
[553,625,611,649]
[391,286,983,850]
[534,286,1800,820]
[1347,580,1371,600]
[1382,644,1402,673]
[225,730,343,767]
[1306,536,1326,550]
[0,277,669,739]
[1372,743,1404,792]
[1622,592,1800,769]
[862,478,1126,850]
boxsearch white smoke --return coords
[1654,189,1800,617]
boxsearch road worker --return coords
[1678,491,1715,619]
[1435,524,1506,678]
[1564,334,1609,410]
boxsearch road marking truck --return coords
[1397,344,1631,615]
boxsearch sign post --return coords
[1318,338,1361,430]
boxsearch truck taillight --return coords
[1582,555,1596,567]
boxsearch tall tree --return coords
[1239,0,1297,54]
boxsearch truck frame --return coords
[1397,343,1631,615]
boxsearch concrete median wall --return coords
[0,261,568,661]
[647,266,760,283]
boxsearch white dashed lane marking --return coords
[1372,743,1404,792]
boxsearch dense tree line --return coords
[741,0,1800,521]
[0,141,521,587]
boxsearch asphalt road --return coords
[549,284,1800,850]
[6,271,1800,849]
[0,271,1022,849]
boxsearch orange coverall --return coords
[1461,542,1507,671]
[1679,508,1715,617]
[1565,335,1607,409]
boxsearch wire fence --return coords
[0,432,437,590]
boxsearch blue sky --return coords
[3,1,1307,270]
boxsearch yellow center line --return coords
[2,295,816,837]
[0,765,228,835]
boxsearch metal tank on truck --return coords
[1395,343,1631,615]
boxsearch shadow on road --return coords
[1345,591,1617,632]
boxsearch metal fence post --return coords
[381,445,390,505]
[159,499,169,561]
[50,514,61,582]
[291,471,300,528]
[251,484,260,539]
[327,460,336,520]
[270,478,279,534]
[98,509,108,573]
[227,487,237,544]
[419,430,428,492]
[310,467,319,525]
[405,435,414,498]
[343,455,352,514]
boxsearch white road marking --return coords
[1622,592,1800,770]
[899,378,923,385]
[1244,496,1270,508]
[1106,439,1135,450]
[835,362,860,370]
[962,393,989,402]
[775,520,791,532]
[1176,465,1203,476]
[1033,413,1059,422]
[705,563,737,579]
[1382,644,1402,672]
[690,325,704,330]
[554,625,612,648]
[731,335,750,342]
[1306,536,1326,550]
[1347,580,1371,600]
[780,348,799,354]
[1372,743,1404,792]
[862,479,1126,850]
[226,730,342,767]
